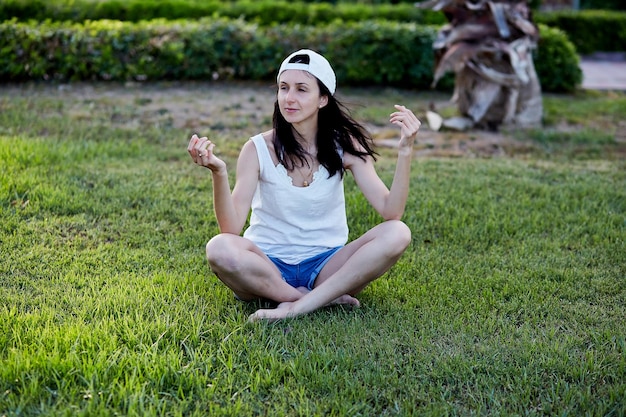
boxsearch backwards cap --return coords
[277,49,336,95]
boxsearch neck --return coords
[292,126,317,154]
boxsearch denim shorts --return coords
[268,246,342,290]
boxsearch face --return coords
[277,70,328,127]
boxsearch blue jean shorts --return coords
[268,247,342,290]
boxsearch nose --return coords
[284,88,295,103]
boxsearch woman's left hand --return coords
[389,105,421,150]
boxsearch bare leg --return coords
[296,287,360,307]
[249,220,411,321]
[206,234,304,302]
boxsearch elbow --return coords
[219,228,242,236]
[385,215,403,222]
[382,211,404,221]
[380,198,406,222]
[217,222,244,236]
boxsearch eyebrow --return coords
[280,81,310,87]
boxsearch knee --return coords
[386,220,412,255]
[205,234,238,272]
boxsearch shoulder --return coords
[238,140,259,168]
[259,130,275,151]
[245,130,273,152]
[240,130,279,167]
[259,129,279,165]
[261,129,274,141]
[342,136,372,169]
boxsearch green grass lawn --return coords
[1,83,625,416]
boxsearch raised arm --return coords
[188,135,259,234]
[347,105,421,220]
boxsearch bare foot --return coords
[329,294,360,307]
[248,301,296,322]
[296,287,360,308]
[247,295,360,323]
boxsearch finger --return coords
[390,105,409,116]
[392,109,417,122]
[190,135,211,159]
[195,146,208,164]
[389,109,416,124]
[402,117,421,132]
[187,134,199,153]
[390,115,411,127]
[391,110,420,130]
[194,138,210,158]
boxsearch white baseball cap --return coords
[277,49,337,95]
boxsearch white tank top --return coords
[243,134,348,264]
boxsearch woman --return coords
[188,49,421,321]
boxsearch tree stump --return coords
[417,0,543,130]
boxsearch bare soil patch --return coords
[0,81,605,159]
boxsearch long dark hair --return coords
[272,80,377,178]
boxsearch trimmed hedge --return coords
[535,24,583,93]
[0,18,581,92]
[0,0,446,26]
[0,18,438,87]
[535,9,626,54]
[3,0,625,53]
[2,0,623,54]
[580,0,626,11]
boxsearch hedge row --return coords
[0,0,446,26]
[1,0,624,53]
[579,0,626,10]
[535,9,626,54]
[0,18,582,92]
[533,24,583,93]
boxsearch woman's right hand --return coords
[188,134,227,174]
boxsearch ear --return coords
[319,95,329,109]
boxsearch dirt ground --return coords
[2,81,618,159]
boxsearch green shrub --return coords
[0,18,436,87]
[326,21,437,87]
[0,0,446,26]
[3,0,624,53]
[535,10,626,54]
[580,0,626,11]
[534,24,583,93]
[0,18,581,93]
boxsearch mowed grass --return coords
[1,83,625,416]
